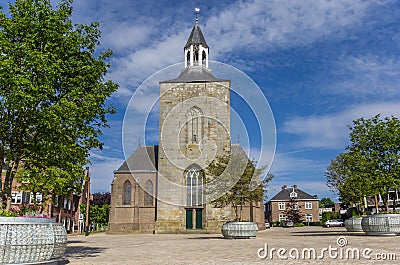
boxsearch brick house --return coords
[1,167,90,233]
[265,185,319,223]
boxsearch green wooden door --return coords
[186,209,193,229]
[196,209,202,229]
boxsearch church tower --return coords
[155,17,231,233]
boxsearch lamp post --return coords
[85,167,90,236]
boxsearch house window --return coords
[279,214,286,221]
[54,195,59,207]
[36,194,42,203]
[123,180,131,205]
[11,192,22,204]
[145,180,153,206]
[305,201,312,209]
[278,202,285,210]
[186,167,203,206]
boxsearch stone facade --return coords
[108,18,266,234]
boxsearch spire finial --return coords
[195,7,200,23]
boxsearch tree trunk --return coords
[249,201,253,222]
[374,194,379,214]
[3,160,19,210]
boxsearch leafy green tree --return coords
[0,0,118,207]
[80,203,110,227]
[325,152,369,207]
[325,115,400,213]
[348,115,400,212]
[205,151,273,221]
[319,197,335,208]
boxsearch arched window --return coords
[202,50,207,66]
[123,180,131,205]
[194,46,199,65]
[187,106,202,143]
[186,167,203,206]
[186,50,190,66]
[145,180,153,206]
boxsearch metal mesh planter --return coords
[221,222,258,239]
[361,214,400,236]
[345,217,363,232]
[0,217,67,264]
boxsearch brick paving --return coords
[61,226,399,265]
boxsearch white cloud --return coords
[100,0,386,99]
[269,151,326,175]
[206,0,377,56]
[326,55,400,98]
[88,152,124,192]
[283,102,400,149]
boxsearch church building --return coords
[108,17,265,233]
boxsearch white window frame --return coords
[279,214,286,221]
[278,202,285,210]
[305,201,312,210]
[12,192,23,204]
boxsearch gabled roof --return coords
[114,146,158,173]
[160,65,228,83]
[268,186,318,202]
[115,144,247,174]
[184,20,208,49]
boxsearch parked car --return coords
[283,220,294,227]
[323,219,344,227]
[265,222,270,229]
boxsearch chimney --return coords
[282,185,287,190]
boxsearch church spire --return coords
[184,8,209,68]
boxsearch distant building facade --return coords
[1,168,90,233]
[265,185,319,223]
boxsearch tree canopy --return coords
[205,150,273,221]
[325,115,400,212]
[0,0,118,207]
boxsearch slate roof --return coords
[114,146,158,173]
[184,19,208,49]
[115,144,247,174]
[161,65,228,83]
[268,186,318,201]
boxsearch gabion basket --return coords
[0,217,67,264]
[344,217,363,232]
[361,214,400,236]
[221,222,258,239]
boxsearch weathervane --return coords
[195,7,200,21]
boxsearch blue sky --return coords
[6,0,400,201]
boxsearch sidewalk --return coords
[61,226,398,264]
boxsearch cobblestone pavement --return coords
[61,226,399,265]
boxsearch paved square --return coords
[62,226,398,264]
